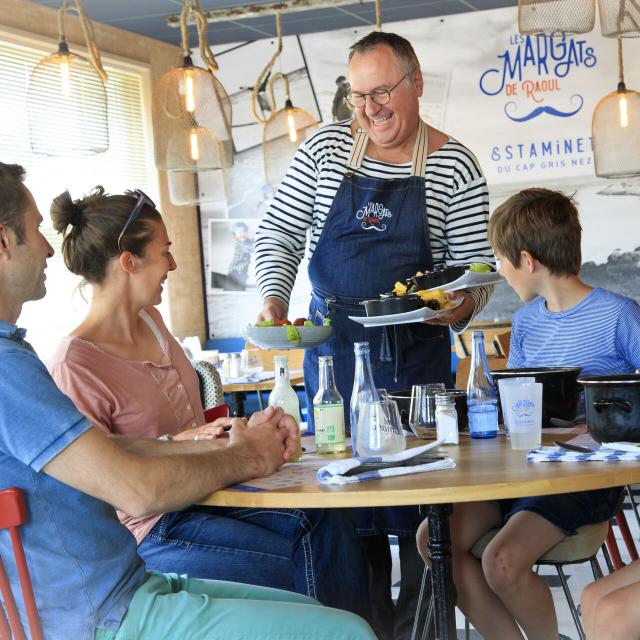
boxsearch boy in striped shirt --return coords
[417,188,640,640]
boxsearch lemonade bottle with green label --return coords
[313,355,346,454]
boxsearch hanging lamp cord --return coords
[56,0,107,82]
[268,71,291,111]
[251,12,283,125]
[374,0,382,31]
[179,0,219,72]
[617,36,625,89]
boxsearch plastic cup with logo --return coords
[503,382,543,450]
[497,377,535,436]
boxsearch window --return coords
[0,34,160,359]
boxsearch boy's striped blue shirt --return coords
[508,288,640,376]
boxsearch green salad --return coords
[469,262,493,273]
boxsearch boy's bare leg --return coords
[481,511,565,640]
[417,501,524,640]
[582,559,640,638]
[589,579,640,640]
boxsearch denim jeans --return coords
[138,505,371,621]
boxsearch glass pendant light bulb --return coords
[59,55,71,98]
[285,99,298,143]
[189,129,199,161]
[185,71,195,113]
[287,109,297,143]
[619,93,629,128]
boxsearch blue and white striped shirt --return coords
[255,120,494,310]
[508,288,640,375]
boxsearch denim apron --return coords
[304,120,452,536]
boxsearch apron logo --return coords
[355,202,392,232]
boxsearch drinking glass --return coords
[497,377,535,436]
[241,348,264,375]
[356,400,406,457]
[409,383,445,439]
[219,353,231,378]
[201,349,220,369]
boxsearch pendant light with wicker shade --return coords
[153,0,233,205]
[263,71,318,189]
[592,37,640,177]
[251,13,318,189]
[598,0,640,37]
[27,0,108,156]
[518,0,596,34]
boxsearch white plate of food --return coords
[349,297,462,328]
[243,325,333,350]
[431,271,503,293]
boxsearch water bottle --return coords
[268,355,302,461]
[350,342,379,456]
[313,356,347,454]
[466,330,498,438]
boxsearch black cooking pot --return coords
[579,375,640,443]
[492,367,581,424]
[362,294,422,317]
[388,389,468,430]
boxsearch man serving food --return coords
[255,30,494,640]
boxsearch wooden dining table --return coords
[199,433,640,639]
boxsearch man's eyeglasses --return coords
[117,189,155,252]
[345,73,411,109]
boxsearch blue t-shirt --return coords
[508,288,640,375]
[0,321,145,640]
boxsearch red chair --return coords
[204,403,231,423]
[0,487,42,640]
[605,507,640,570]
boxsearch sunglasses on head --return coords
[117,189,155,252]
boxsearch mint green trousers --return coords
[95,572,376,640]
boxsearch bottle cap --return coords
[435,392,454,406]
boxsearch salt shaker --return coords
[229,353,242,378]
[435,392,459,444]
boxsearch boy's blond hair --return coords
[488,188,582,276]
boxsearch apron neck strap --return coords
[346,119,429,177]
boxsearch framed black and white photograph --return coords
[207,218,259,294]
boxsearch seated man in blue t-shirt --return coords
[0,162,376,640]
[417,187,640,640]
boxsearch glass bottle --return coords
[313,355,347,454]
[268,355,302,461]
[350,342,379,456]
[466,330,498,438]
[435,392,459,444]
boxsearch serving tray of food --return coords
[349,296,462,327]
[349,263,496,327]
[243,319,333,349]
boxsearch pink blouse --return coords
[49,307,205,543]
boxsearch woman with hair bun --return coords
[48,187,370,619]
